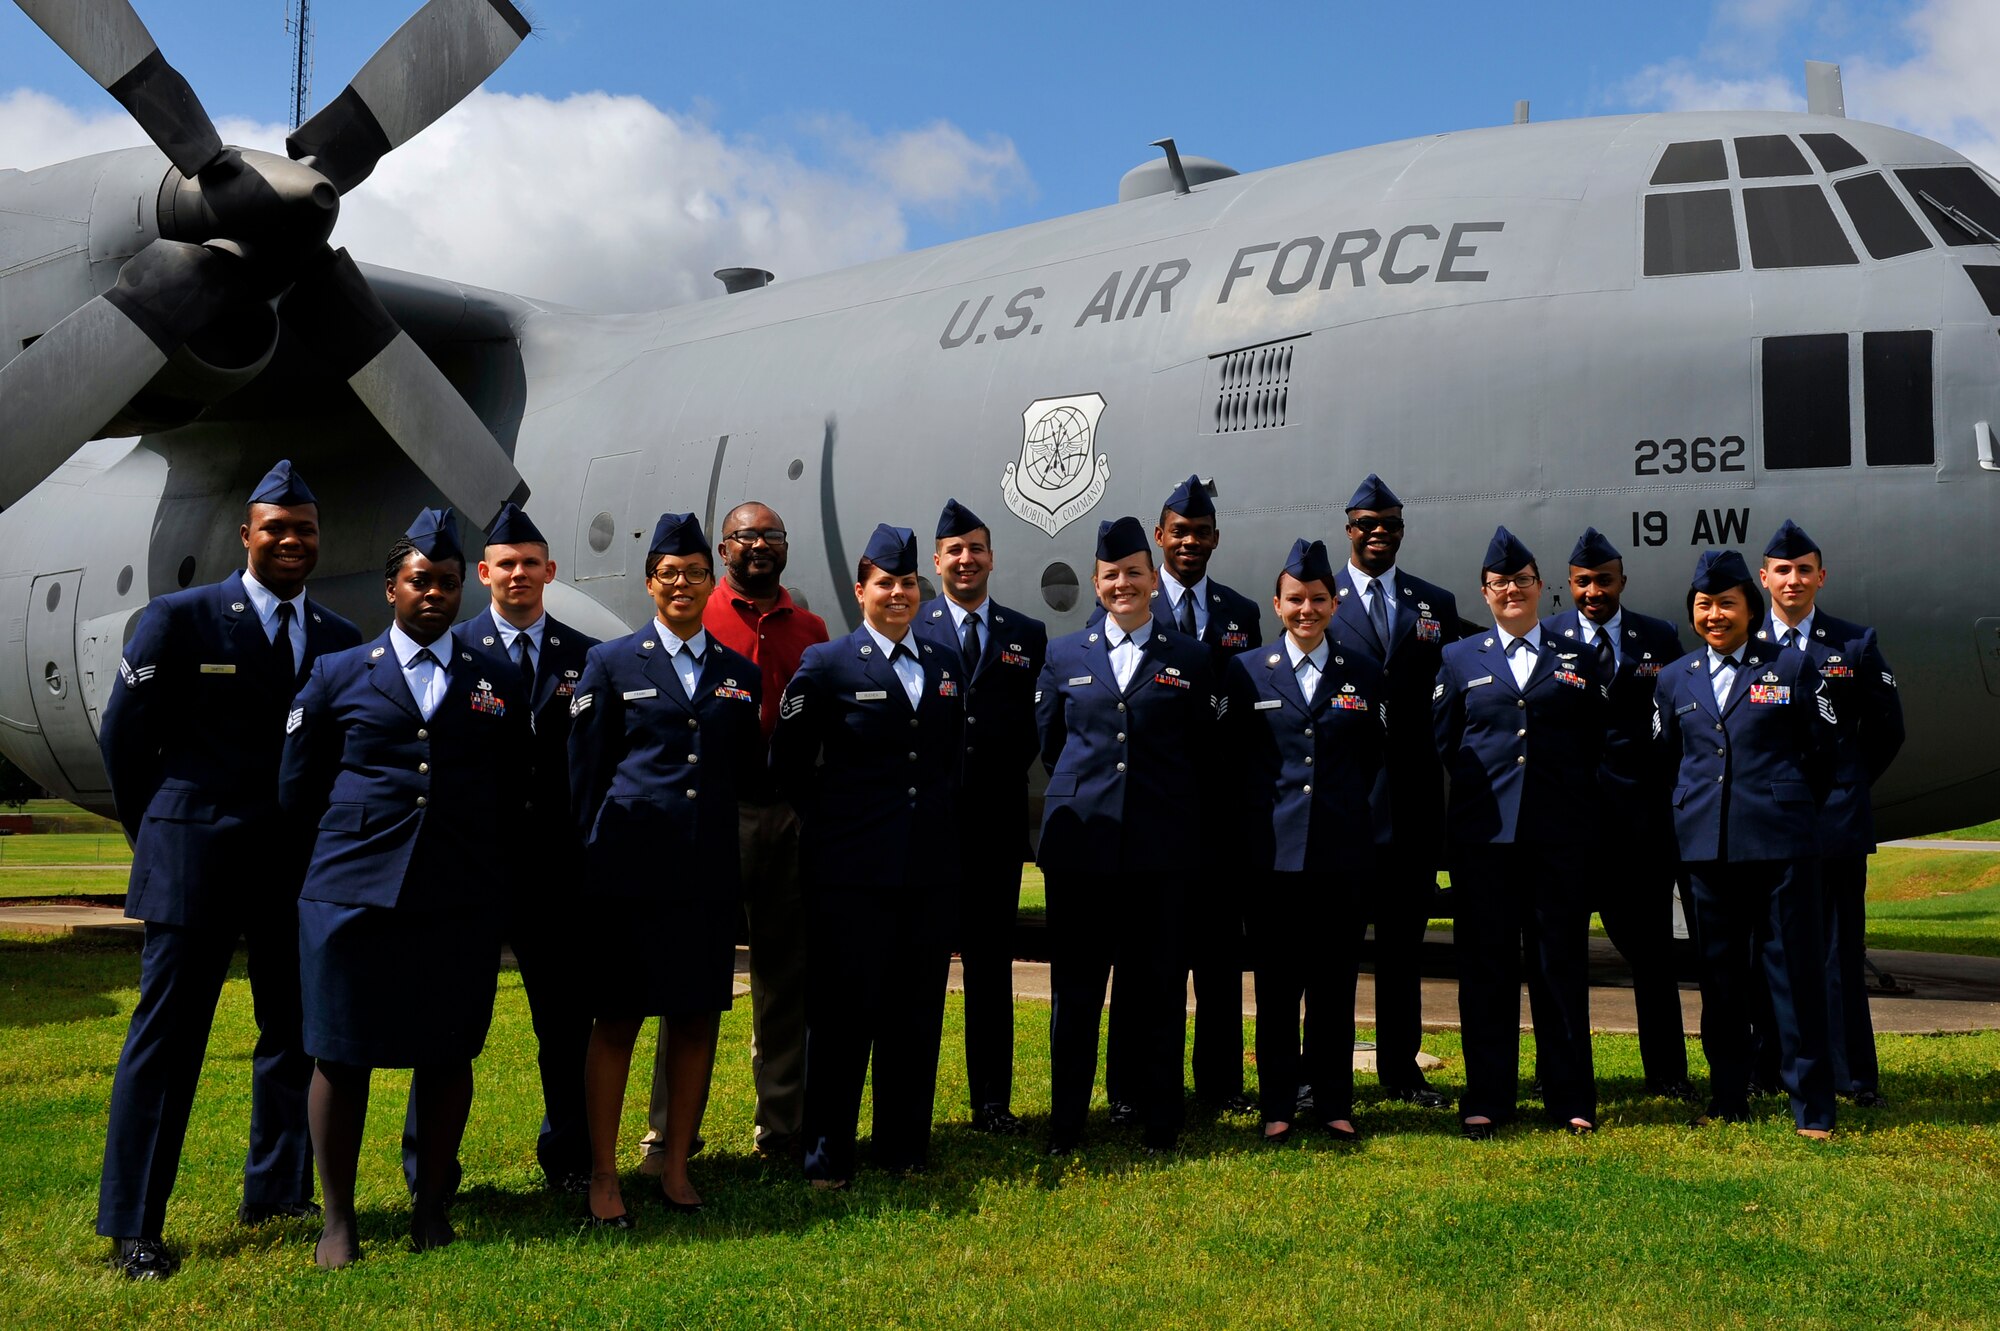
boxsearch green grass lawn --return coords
[2,935,1998,1328]
[1917,819,2000,841]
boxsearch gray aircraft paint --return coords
[0,107,1995,835]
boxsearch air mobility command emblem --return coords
[1002,393,1110,537]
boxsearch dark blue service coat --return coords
[1653,644,1836,863]
[912,598,1048,859]
[1543,608,1686,846]
[1034,623,1219,877]
[1221,642,1390,874]
[1753,611,1904,857]
[1431,630,1612,845]
[456,610,599,856]
[101,571,361,926]
[279,629,531,909]
[567,629,763,893]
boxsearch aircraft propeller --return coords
[0,0,534,525]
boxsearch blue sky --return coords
[4,1,1992,309]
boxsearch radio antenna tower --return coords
[284,0,314,130]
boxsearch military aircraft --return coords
[0,0,1994,837]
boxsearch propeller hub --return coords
[157,148,339,274]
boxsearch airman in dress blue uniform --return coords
[1090,475,1262,1118]
[1542,527,1695,1101]
[914,499,1048,1135]
[1038,516,1221,1155]
[402,503,602,1197]
[1756,519,1905,1107]
[1222,539,1390,1145]
[94,461,361,1279]
[567,512,763,1224]
[1653,550,1839,1138]
[1433,528,1610,1137]
[279,507,530,1266]
[772,524,967,1187]
[1329,473,1460,1109]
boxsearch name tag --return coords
[200,663,237,674]
[622,688,658,701]
[1467,675,1494,688]
[856,689,889,701]
[1675,702,1699,715]
[1068,675,1092,686]
[1253,698,1283,711]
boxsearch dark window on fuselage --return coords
[1964,266,2000,315]
[1834,173,1932,259]
[1863,330,1934,466]
[1652,140,1728,185]
[1762,334,1850,469]
[1803,133,1866,173]
[1644,190,1740,275]
[1737,135,1811,178]
[1745,185,1857,268]
[1897,166,2000,245]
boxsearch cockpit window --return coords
[1897,166,2000,245]
[1744,185,1857,268]
[1762,334,1851,470]
[1834,173,1931,260]
[1644,190,1740,276]
[1863,330,1934,466]
[1651,140,1727,186]
[1803,133,1866,173]
[1736,135,1811,178]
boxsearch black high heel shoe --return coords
[582,1209,634,1230]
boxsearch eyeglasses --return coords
[1482,574,1542,592]
[724,528,788,546]
[1347,516,1405,534]
[650,567,713,585]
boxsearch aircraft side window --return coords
[1863,330,1935,466]
[1761,333,1851,470]
[1643,189,1740,276]
[1744,185,1858,268]
[1833,173,1933,260]
[1651,140,1727,186]
[1736,135,1812,179]
[1803,133,1867,173]
[1896,166,2000,246]
[1963,266,2000,316]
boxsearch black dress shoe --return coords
[972,1106,1028,1136]
[582,1210,635,1230]
[1852,1089,1889,1109]
[110,1237,176,1281]
[1217,1092,1260,1116]
[1696,1101,1751,1126]
[1259,1123,1295,1146]
[1323,1121,1361,1144]
[1647,1079,1702,1104]
[1142,1144,1178,1159]
[659,1192,704,1214]
[1386,1085,1450,1110]
[1106,1100,1138,1127]
[238,1201,321,1225]
[548,1171,592,1196]
[1045,1136,1081,1157]
[1460,1119,1497,1142]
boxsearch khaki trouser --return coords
[642,800,805,1158]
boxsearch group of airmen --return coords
[89,458,1902,1278]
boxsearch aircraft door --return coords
[25,571,110,796]
[572,452,643,583]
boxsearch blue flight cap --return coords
[1162,473,1216,520]
[1281,537,1335,588]
[1344,473,1402,512]
[649,512,710,559]
[1690,549,1754,593]
[1763,518,1820,560]
[247,459,317,507]
[1482,525,1535,576]
[1568,526,1622,568]
[404,507,462,563]
[486,502,546,548]
[936,498,988,541]
[861,523,917,575]
[1095,516,1149,563]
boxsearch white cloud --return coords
[1617,0,2000,176]
[0,87,1029,313]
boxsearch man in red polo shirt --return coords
[640,501,828,1168]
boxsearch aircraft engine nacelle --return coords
[97,304,280,438]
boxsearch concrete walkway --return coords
[1883,839,2000,853]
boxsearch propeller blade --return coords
[286,0,531,194]
[14,0,225,177]
[284,248,528,526]
[0,239,246,509]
